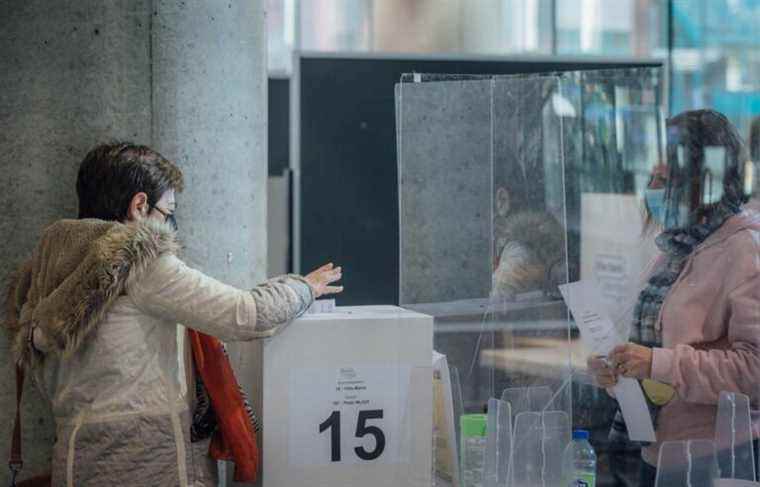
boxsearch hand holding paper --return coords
[587,355,618,388]
[609,343,653,380]
[559,280,657,443]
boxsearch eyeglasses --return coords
[151,205,177,230]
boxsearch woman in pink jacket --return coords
[588,109,760,485]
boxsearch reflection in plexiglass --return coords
[397,67,760,486]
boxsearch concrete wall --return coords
[0,1,267,483]
[397,80,492,305]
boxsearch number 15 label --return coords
[288,365,411,466]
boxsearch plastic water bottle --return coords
[562,429,597,487]
[460,414,487,487]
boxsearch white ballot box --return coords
[262,305,434,487]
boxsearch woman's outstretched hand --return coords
[304,263,343,298]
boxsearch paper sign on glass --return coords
[559,280,656,442]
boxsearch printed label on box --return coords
[288,365,411,466]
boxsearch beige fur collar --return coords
[4,218,179,367]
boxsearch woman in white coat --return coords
[4,142,342,486]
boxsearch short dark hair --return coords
[76,142,184,221]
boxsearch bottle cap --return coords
[460,414,487,438]
[572,429,589,440]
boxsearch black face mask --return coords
[151,205,177,231]
[166,213,177,231]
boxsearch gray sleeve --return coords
[248,274,315,337]
[129,255,314,341]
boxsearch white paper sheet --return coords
[559,280,657,442]
[613,377,657,442]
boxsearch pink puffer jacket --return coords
[642,201,760,465]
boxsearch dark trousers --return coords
[638,461,657,487]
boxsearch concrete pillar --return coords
[151,3,268,485]
[0,1,267,484]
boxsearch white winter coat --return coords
[4,219,313,486]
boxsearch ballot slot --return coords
[306,299,336,314]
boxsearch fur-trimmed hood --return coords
[4,218,179,367]
[493,209,564,261]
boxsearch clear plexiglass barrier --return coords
[397,68,675,486]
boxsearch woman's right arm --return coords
[128,254,316,341]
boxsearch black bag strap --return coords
[9,363,24,487]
